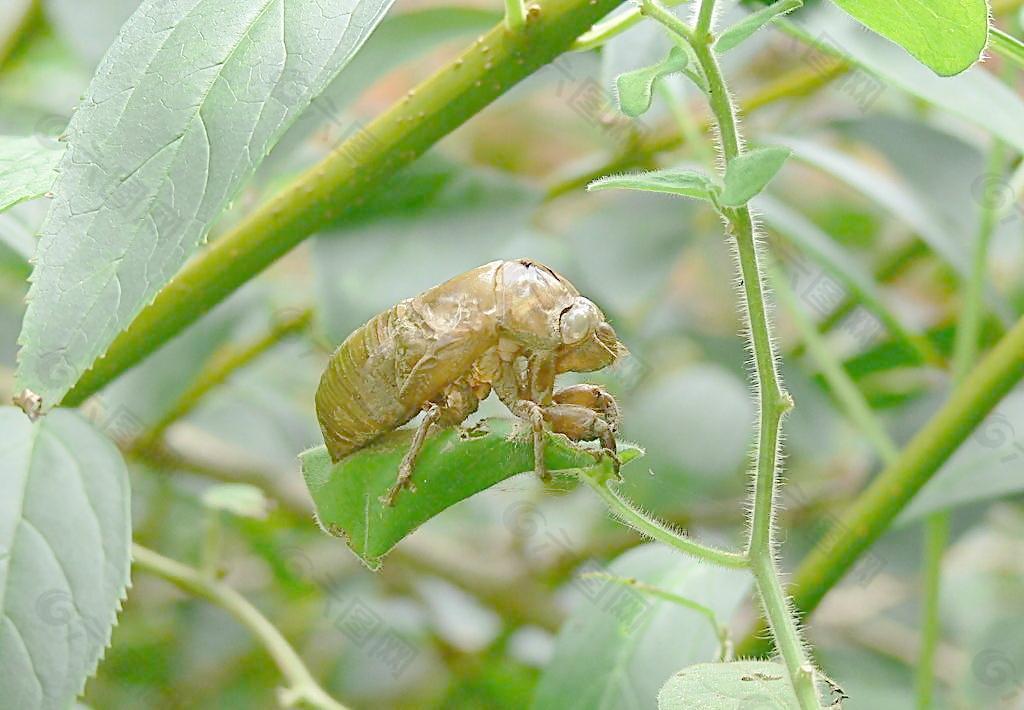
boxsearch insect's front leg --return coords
[493,355,553,482]
[547,384,621,473]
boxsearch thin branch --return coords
[580,465,749,568]
[132,544,347,710]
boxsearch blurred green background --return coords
[1,0,1023,708]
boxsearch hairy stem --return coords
[737,310,1024,657]
[581,466,749,569]
[642,1,820,705]
[132,544,346,710]
[60,0,628,407]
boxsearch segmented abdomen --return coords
[316,306,415,462]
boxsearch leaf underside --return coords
[0,136,61,214]
[589,167,719,203]
[300,417,643,570]
[16,0,395,410]
[0,408,132,710]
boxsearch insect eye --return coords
[559,299,600,344]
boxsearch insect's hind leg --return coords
[381,403,441,507]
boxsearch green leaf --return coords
[588,167,720,203]
[715,0,802,53]
[533,545,751,709]
[790,7,1024,152]
[829,0,987,76]
[719,146,791,207]
[0,136,60,214]
[16,0,396,411]
[657,661,798,709]
[0,407,131,709]
[300,417,643,570]
[615,46,689,118]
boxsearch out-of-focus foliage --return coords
[0,0,1022,708]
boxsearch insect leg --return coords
[552,384,621,432]
[543,404,620,475]
[493,358,551,481]
[381,403,442,507]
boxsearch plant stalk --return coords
[132,544,346,710]
[641,1,820,705]
[581,469,749,568]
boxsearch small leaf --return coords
[588,167,720,203]
[0,136,61,214]
[0,407,132,709]
[658,661,798,709]
[16,0,396,411]
[534,545,752,709]
[615,46,689,118]
[201,483,271,520]
[830,0,987,76]
[300,417,643,570]
[715,0,802,53]
[719,146,791,207]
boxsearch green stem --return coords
[737,310,1024,658]
[771,267,899,464]
[916,140,1006,708]
[642,2,820,705]
[131,308,311,448]
[60,0,628,407]
[505,0,527,30]
[132,544,346,710]
[580,468,749,569]
[571,0,691,50]
[915,514,948,709]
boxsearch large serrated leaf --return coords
[0,136,61,214]
[300,417,643,570]
[16,0,395,410]
[533,545,752,710]
[829,0,987,77]
[657,661,798,709]
[0,407,131,709]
